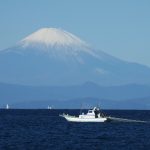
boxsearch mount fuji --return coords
[0,27,150,86]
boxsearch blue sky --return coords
[0,0,150,66]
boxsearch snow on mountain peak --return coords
[20,28,88,48]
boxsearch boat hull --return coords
[61,115,108,122]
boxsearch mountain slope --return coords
[0,28,150,86]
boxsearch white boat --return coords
[60,107,109,122]
[47,106,52,109]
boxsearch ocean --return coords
[0,109,150,150]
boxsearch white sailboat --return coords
[6,104,9,109]
[60,107,109,122]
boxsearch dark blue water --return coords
[0,109,150,150]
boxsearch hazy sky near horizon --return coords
[0,0,150,66]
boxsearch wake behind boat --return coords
[60,107,109,122]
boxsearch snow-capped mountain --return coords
[20,28,88,48]
[0,27,150,86]
[18,28,98,63]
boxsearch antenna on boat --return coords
[79,103,83,115]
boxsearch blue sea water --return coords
[0,109,150,150]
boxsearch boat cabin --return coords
[79,107,101,119]
[87,109,95,116]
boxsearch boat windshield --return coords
[88,110,92,113]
